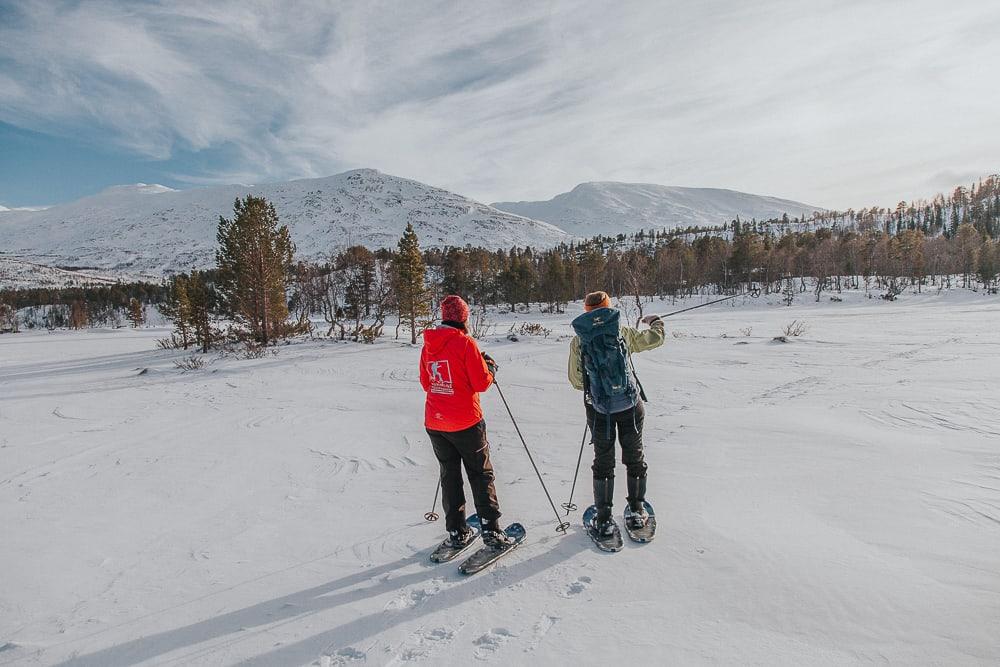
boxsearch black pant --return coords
[427,420,502,532]
[587,401,647,480]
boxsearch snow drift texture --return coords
[0,169,569,274]
[493,181,819,237]
[1,291,998,664]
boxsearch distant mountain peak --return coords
[98,183,177,195]
[0,169,568,276]
[493,181,819,236]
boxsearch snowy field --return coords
[2,290,999,666]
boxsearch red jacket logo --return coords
[427,360,454,395]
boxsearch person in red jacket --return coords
[420,295,511,550]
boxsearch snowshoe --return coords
[458,523,526,575]
[623,501,656,543]
[583,505,623,552]
[430,514,481,563]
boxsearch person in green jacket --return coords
[569,291,665,536]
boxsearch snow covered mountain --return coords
[492,181,819,237]
[0,169,569,274]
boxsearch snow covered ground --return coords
[2,289,999,666]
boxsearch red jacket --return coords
[420,325,493,432]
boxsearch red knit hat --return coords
[441,295,470,323]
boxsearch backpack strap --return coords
[627,347,648,403]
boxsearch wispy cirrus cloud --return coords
[1,0,999,208]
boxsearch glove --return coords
[481,352,499,377]
[641,314,662,325]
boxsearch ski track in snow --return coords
[1,290,999,665]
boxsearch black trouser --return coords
[587,401,647,480]
[427,420,501,533]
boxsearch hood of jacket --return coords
[423,324,466,355]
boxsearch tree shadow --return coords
[59,534,585,666]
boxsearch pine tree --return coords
[186,271,215,353]
[393,223,430,344]
[341,246,376,326]
[954,223,981,288]
[977,238,998,289]
[126,297,145,328]
[216,196,295,345]
[69,300,88,329]
[172,277,193,348]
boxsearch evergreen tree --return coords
[186,271,216,353]
[215,196,295,345]
[393,223,429,344]
[342,245,376,326]
[159,276,193,349]
[69,300,89,329]
[977,238,999,289]
[126,297,145,328]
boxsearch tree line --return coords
[286,220,998,338]
[0,282,167,331]
[4,175,999,340]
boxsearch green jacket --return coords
[568,318,665,390]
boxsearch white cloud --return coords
[1,0,998,209]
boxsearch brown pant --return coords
[427,420,502,532]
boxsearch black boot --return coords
[481,518,512,549]
[627,475,647,512]
[448,526,475,549]
[593,476,614,531]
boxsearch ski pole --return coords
[561,422,589,514]
[653,287,761,320]
[424,476,441,522]
[492,380,571,534]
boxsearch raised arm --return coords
[622,317,665,354]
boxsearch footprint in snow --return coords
[319,647,365,665]
[473,628,516,660]
[383,581,442,611]
[392,625,460,663]
[562,575,591,597]
[524,615,558,652]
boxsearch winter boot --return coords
[593,477,615,533]
[448,526,475,549]
[627,475,648,528]
[481,519,512,549]
[627,475,647,512]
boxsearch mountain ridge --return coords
[492,180,820,238]
[0,169,569,275]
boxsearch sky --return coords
[1,0,999,210]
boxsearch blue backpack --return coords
[571,308,639,414]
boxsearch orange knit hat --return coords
[584,291,611,312]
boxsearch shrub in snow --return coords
[509,322,551,338]
[783,320,808,337]
[174,355,206,371]
[469,310,496,340]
